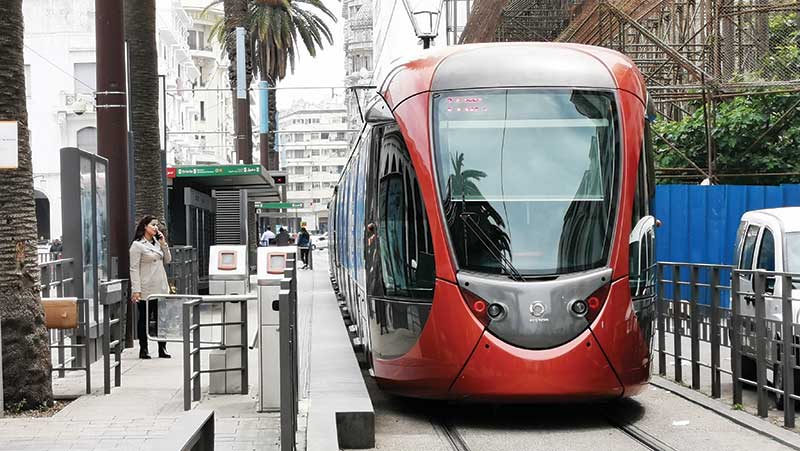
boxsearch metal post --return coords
[83,299,91,395]
[279,263,295,451]
[754,272,769,417]
[690,266,701,389]
[95,0,131,348]
[672,264,683,382]
[710,267,721,398]
[183,301,191,411]
[732,271,743,405]
[781,274,795,427]
[103,300,111,395]
[240,300,248,395]
[193,303,201,403]
[657,264,666,375]
[115,302,122,387]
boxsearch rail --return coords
[100,280,127,394]
[44,298,91,394]
[39,257,76,379]
[182,294,254,411]
[656,262,800,428]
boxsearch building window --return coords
[74,63,96,95]
[294,133,304,142]
[311,149,320,157]
[321,132,329,140]
[77,126,97,154]
[311,133,320,140]
[336,132,346,140]
[188,30,197,50]
[200,101,205,121]
[312,183,321,189]
[295,166,304,175]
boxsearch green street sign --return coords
[256,202,303,209]
[169,164,261,178]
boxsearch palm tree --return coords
[124,0,164,222]
[444,153,512,271]
[209,0,336,170]
[0,0,53,409]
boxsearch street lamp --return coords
[401,0,445,49]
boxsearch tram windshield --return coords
[433,89,620,276]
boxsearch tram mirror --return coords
[364,96,394,123]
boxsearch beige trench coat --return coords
[129,239,172,299]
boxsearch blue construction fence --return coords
[654,184,800,307]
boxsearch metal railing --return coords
[280,253,299,451]
[183,294,253,411]
[657,262,800,428]
[166,246,199,295]
[40,258,76,379]
[45,298,91,394]
[100,280,126,394]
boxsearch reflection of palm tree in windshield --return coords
[444,153,511,271]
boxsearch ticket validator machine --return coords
[208,245,249,394]
[256,245,295,411]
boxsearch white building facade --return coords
[23,0,200,238]
[277,100,351,232]
[180,0,235,165]
[343,0,374,130]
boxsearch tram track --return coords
[431,417,471,451]
[605,415,677,451]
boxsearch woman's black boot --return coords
[158,342,171,359]
[139,344,151,359]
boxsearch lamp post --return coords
[401,0,445,49]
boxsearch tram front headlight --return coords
[487,303,507,320]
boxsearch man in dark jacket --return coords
[276,228,290,246]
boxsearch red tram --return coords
[328,43,657,401]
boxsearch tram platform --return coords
[0,248,373,450]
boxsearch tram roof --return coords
[378,43,646,109]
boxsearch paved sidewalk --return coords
[0,305,281,450]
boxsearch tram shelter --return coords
[166,164,287,291]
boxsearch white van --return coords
[733,207,800,406]
[734,207,800,322]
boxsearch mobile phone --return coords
[155,231,163,241]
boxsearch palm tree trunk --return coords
[0,0,53,409]
[225,0,253,164]
[124,0,164,222]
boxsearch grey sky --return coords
[275,0,346,109]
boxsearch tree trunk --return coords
[124,0,164,222]
[225,0,253,164]
[0,0,53,409]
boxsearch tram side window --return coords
[629,135,656,298]
[369,125,435,300]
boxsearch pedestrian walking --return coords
[276,227,290,246]
[129,215,171,359]
[297,227,311,269]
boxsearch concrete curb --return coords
[650,376,800,450]
[305,263,375,450]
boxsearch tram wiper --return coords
[460,212,525,282]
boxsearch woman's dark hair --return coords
[300,227,308,234]
[133,215,158,243]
